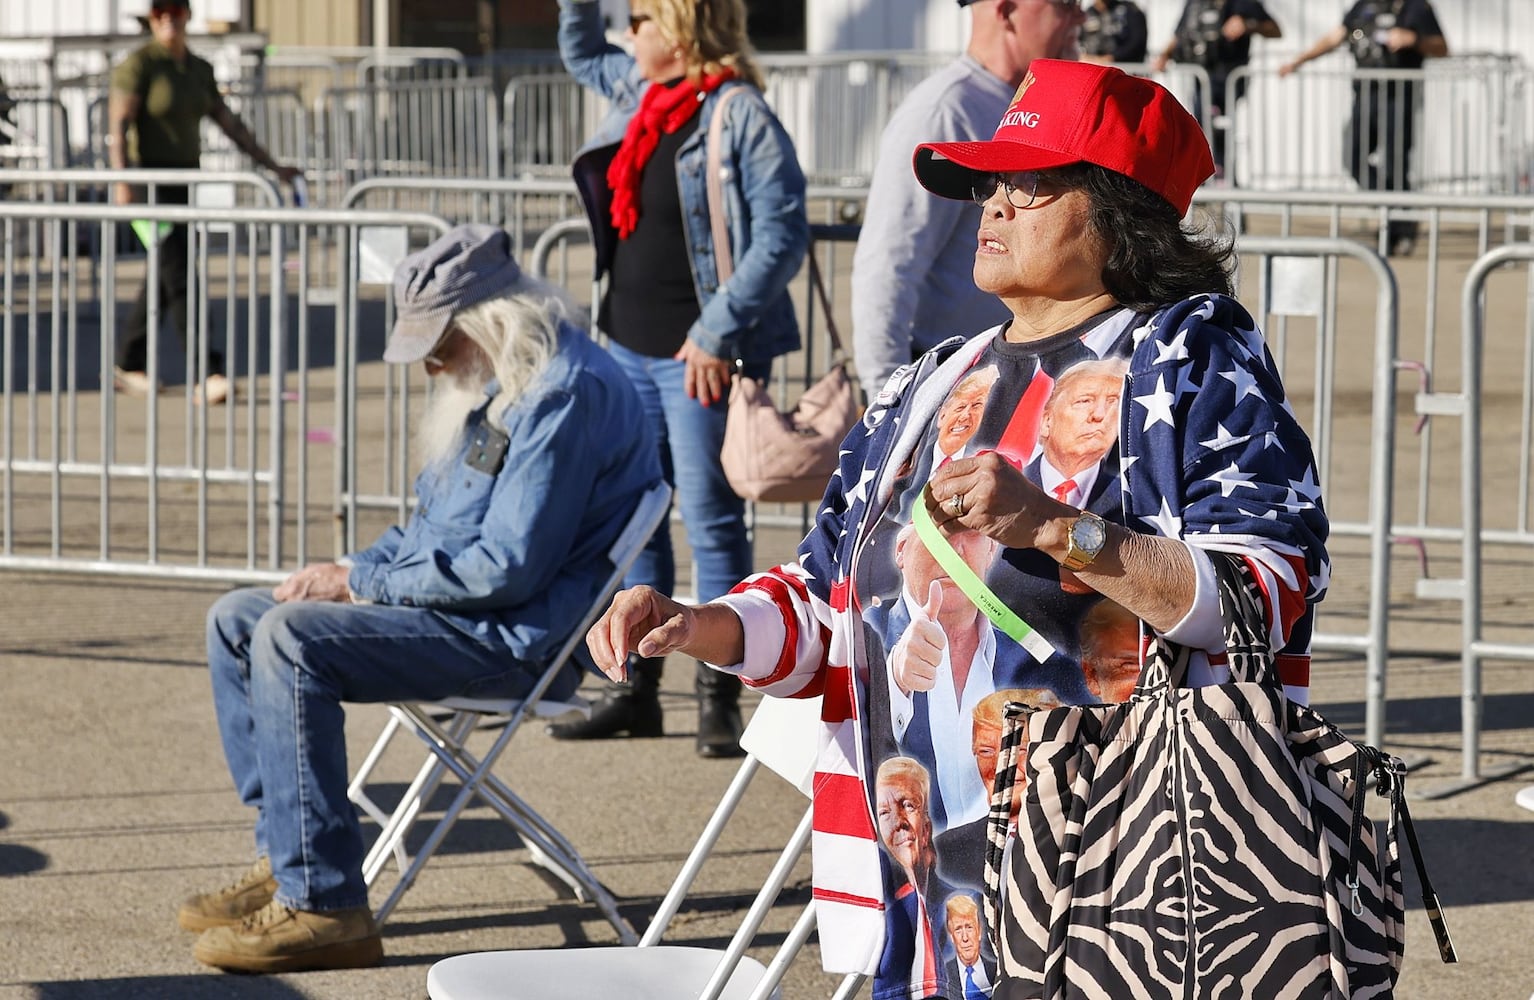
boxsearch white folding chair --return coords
[424,692,869,1000]
[346,482,671,942]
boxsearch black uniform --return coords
[1341,0,1445,249]
[1170,0,1275,173]
[1080,0,1149,64]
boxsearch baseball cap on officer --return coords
[385,224,523,364]
[913,59,1214,215]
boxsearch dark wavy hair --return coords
[1048,162,1234,311]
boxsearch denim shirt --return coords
[558,0,808,364]
[346,326,662,665]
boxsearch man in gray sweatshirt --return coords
[852,0,1084,402]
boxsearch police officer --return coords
[1151,0,1281,178]
[1281,1,1448,256]
[1080,0,1148,65]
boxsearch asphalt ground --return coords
[2,239,1533,999]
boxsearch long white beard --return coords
[414,370,491,472]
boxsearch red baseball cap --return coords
[913,59,1213,215]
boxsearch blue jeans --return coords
[205,587,577,911]
[606,342,767,604]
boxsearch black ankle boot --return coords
[547,657,663,740]
[695,661,746,759]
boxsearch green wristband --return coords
[912,497,1056,663]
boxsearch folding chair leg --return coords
[641,755,762,945]
[372,707,639,945]
[697,808,815,1000]
[348,712,401,826]
[361,709,476,884]
[747,901,819,1000]
[348,713,410,873]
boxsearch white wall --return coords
[807,0,1534,63]
[0,0,243,37]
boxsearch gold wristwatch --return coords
[1061,510,1108,572]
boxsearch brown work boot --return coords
[177,857,277,932]
[192,899,383,973]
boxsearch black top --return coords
[1081,0,1149,63]
[1174,0,1274,73]
[600,102,703,359]
[1343,0,1444,70]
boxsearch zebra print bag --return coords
[982,554,1455,1000]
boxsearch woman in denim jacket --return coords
[550,0,809,757]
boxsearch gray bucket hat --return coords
[385,224,523,364]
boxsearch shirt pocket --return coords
[419,461,498,541]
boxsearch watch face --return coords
[1073,514,1107,553]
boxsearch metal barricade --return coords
[0,200,451,583]
[1232,237,1400,750]
[358,52,468,85]
[321,77,502,190]
[264,46,468,90]
[201,88,313,183]
[0,94,71,170]
[340,176,583,257]
[1195,188,1534,556]
[1226,56,1529,194]
[503,72,605,180]
[757,51,948,187]
[1411,244,1534,798]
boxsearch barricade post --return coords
[1233,236,1400,750]
[1414,243,1534,798]
[0,200,450,583]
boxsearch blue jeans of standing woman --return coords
[204,587,578,912]
[607,341,769,604]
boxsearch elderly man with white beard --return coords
[183,224,661,974]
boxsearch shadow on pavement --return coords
[0,810,47,876]
[29,979,318,998]
[1405,817,1534,908]
[1314,690,1534,736]
[1,296,390,393]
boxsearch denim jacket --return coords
[558,0,808,364]
[346,325,662,665]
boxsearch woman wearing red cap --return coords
[589,59,1330,999]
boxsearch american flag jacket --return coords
[713,293,1331,974]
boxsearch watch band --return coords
[1061,511,1107,572]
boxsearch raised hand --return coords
[891,579,948,696]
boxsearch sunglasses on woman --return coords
[970,170,1046,209]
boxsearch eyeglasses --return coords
[424,328,459,368]
[971,170,1046,209]
[1032,0,1085,9]
[628,13,651,32]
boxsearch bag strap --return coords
[911,498,1055,663]
[982,699,1031,954]
[1207,554,1283,690]
[1376,752,1459,962]
[805,251,847,362]
[705,84,749,285]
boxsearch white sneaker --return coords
[194,374,232,406]
[112,368,161,398]
[1516,785,1534,814]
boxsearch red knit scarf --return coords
[606,70,735,239]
